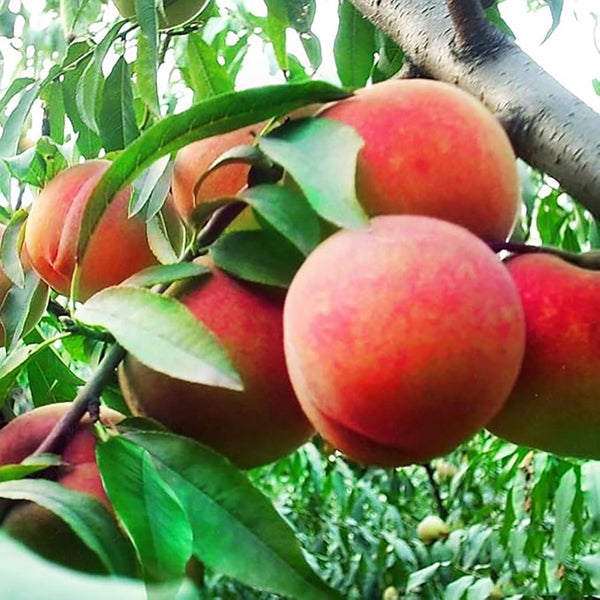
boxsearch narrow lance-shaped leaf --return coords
[122,262,210,289]
[0,208,28,288]
[334,1,376,88]
[186,33,234,101]
[129,155,172,218]
[75,286,242,390]
[97,435,193,583]
[0,270,49,352]
[124,431,342,600]
[76,20,127,133]
[99,56,140,153]
[264,0,290,72]
[134,0,159,116]
[0,479,137,577]
[77,81,349,261]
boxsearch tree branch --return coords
[349,0,600,219]
[423,463,448,519]
[33,343,126,456]
[445,0,491,49]
[491,241,600,269]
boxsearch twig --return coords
[33,343,126,456]
[423,463,448,519]
[444,0,492,49]
[194,201,247,249]
[490,240,600,270]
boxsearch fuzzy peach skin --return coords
[24,160,183,301]
[488,254,600,458]
[119,262,313,469]
[283,215,526,467]
[0,403,123,572]
[172,123,266,225]
[320,79,521,242]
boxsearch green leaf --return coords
[77,81,349,261]
[0,77,35,117]
[129,156,172,218]
[554,468,576,563]
[0,270,49,352]
[97,436,193,583]
[334,1,376,88]
[146,211,180,264]
[0,479,137,577]
[40,80,66,144]
[211,230,304,288]
[99,56,141,152]
[258,118,367,228]
[4,137,69,188]
[76,20,127,133]
[0,336,70,405]
[61,43,102,159]
[541,0,563,43]
[122,263,210,289]
[0,455,62,483]
[75,286,242,389]
[0,532,200,600]
[582,462,600,528]
[124,431,342,600]
[264,0,290,72]
[241,183,320,255]
[0,209,27,288]
[406,563,441,594]
[0,83,40,199]
[186,33,234,101]
[444,575,474,600]
[134,0,159,117]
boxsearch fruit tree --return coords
[0,0,599,598]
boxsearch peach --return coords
[320,79,520,241]
[283,215,526,467]
[0,403,122,572]
[25,160,183,301]
[112,0,209,29]
[119,261,313,469]
[172,123,266,225]
[488,254,600,458]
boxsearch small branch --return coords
[423,463,448,519]
[490,241,600,270]
[195,201,247,249]
[33,344,126,456]
[445,0,491,49]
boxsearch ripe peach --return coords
[172,123,266,225]
[283,216,526,467]
[0,403,123,572]
[320,79,520,241]
[112,0,209,29]
[119,261,313,469]
[416,515,449,543]
[488,254,600,458]
[25,160,183,301]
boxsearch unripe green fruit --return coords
[112,0,210,29]
[382,586,399,600]
[416,515,449,543]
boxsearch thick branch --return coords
[350,0,600,219]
